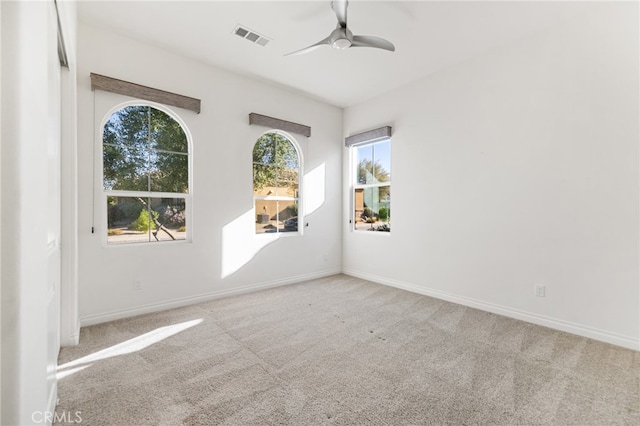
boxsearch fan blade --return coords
[285,35,332,56]
[351,35,395,52]
[331,0,348,28]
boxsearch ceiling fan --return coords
[286,0,395,56]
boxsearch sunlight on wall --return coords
[220,164,324,278]
[221,209,279,278]
[304,163,326,216]
[56,318,203,379]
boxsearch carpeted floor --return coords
[55,274,640,425]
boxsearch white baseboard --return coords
[343,269,639,351]
[60,323,80,347]
[80,268,341,327]
[61,332,80,347]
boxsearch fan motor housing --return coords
[330,27,353,49]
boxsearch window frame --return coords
[350,137,391,233]
[252,130,303,236]
[99,100,193,246]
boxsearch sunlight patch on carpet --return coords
[57,318,203,378]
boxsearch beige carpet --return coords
[55,274,639,425]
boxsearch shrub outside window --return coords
[253,132,300,234]
[353,139,391,232]
[103,104,190,244]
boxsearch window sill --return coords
[104,238,192,248]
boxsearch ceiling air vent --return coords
[233,25,271,47]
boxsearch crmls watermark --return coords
[32,410,82,424]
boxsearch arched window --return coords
[103,104,190,244]
[253,132,300,234]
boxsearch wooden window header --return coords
[345,126,392,147]
[90,73,201,114]
[249,113,311,137]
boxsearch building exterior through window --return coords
[253,132,300,234]
[352,138,391,232]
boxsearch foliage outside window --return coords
[103,105,189,244]
[253,132,300,234]
[353,139,391,232]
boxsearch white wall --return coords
[2,2,50,423]
[59,0,80,347]
[343,3,639,350]
[77,23,343,325]
[1,0,77,423]
[0,0,3,421]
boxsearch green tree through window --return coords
[103,105,190,244]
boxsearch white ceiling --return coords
[78,0,593,108]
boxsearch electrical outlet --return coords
[535,284,545,297]
[134,279,144,290]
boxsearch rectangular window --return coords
[107,196,187,244]
[352,139,391,232]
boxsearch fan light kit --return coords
[333,38,351,50]
[286,0,395,55]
